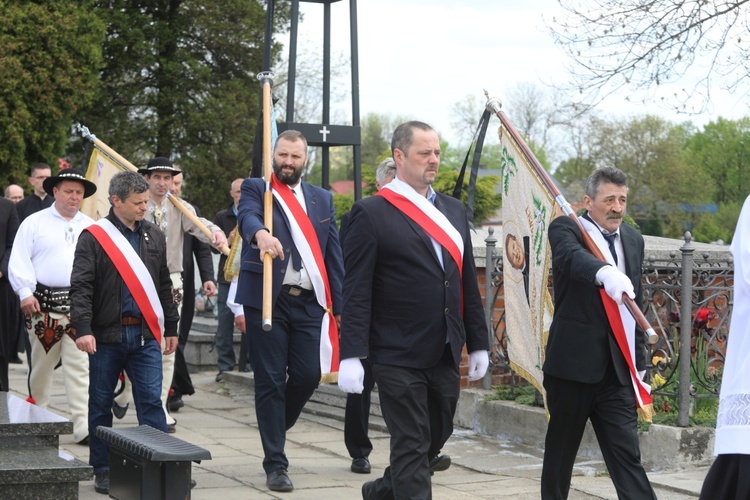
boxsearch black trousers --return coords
[541,366,656,500]
[344,359,375,459]
[245,292,322,473]
[367,346,459,500]
[171,272,195,397]
[699,454,750,500]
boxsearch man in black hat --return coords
[112,157,226,432]
[8,168,97,445]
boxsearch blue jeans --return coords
[88,325,166,474]
[215,282,236,372]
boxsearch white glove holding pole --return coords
[338,357,365,394]
[467,350,489,381]
[597,265,635,305]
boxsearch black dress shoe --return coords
[215,371,224,382]
[76,435,89,445]
[9,357,22,364]
[190,479,196,489]
[266,469,293,492]
[168,395,184,412]
[94,470,110,495]
[350,456,371,474]
[361,480,377,500]
[429,454,451,476]
[167,423,176,433]
[112,401,129,419]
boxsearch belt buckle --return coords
[288,286,301,297]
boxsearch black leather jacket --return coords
[70,209,179,342]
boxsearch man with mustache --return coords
[235,129,344,492]
[541,166,655,499]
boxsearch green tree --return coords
[686,117,750,205]
[76,0,290,217]
[0,1,104,187]
[432,170,502,224]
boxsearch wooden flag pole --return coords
[77,125,229,255]
[258,71,275,332]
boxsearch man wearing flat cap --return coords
[9,167,97,445]
[112,157,227,432]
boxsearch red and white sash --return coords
[377,177,465,309]
[579,216,653,419]
[271,175,339,381]
[85,218,165,345]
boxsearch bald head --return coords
[230,178,243,208]
[4,184,23,203]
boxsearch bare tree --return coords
[548,0,750,113]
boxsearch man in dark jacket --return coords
[212,177,245,380]
[70,170,179,496]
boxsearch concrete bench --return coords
[96,425,211,500]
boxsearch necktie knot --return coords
[602,232,618,265]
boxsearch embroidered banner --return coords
[498,125,556,396]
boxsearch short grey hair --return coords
[109,170,149,201]
[585,166,628,199]
[375,158,396,186]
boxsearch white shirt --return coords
[9,205,94,300]
[227,278,244,318]
[281,183,313,290]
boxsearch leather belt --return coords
[121,316,142,326]
[281,284,313,298]
[34,283,71,314]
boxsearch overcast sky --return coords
[276,0,749,150]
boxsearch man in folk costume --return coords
[236,129,344,492]
[9,168,97,445]
[112,157,226,432]
[338,121,490,500]
[70,170,180,495]
[541,166,656,499]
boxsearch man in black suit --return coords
[15,163,53,222]
[338,121,490,499]
[541,166,656,499]
[0,197,20,390]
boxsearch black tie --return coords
[602,232,618,265]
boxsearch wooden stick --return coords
[258,71,275,332]
[485,95,658,344]
[87,132,229,255]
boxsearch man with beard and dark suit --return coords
[338,120,490,500]
[236,129,344,493]
[541,166,656,499]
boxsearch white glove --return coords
[338,357,365,394]
[467,350,489,381]
[597,265,635,305]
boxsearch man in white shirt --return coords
[9,168,97,444]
